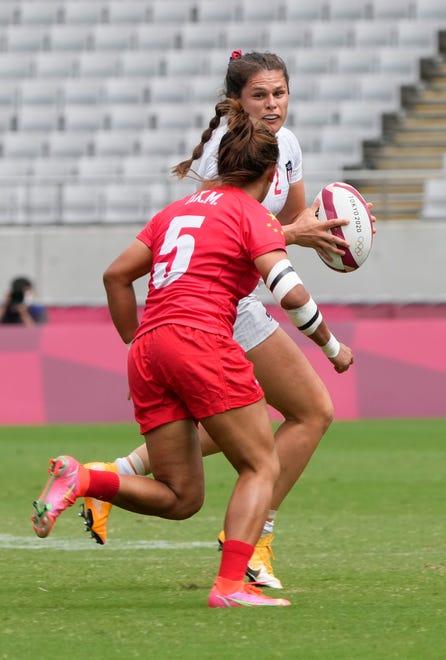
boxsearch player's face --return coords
[239,70,289,133]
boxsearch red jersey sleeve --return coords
[239,193,286,259]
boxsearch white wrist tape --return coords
[266,259,303,305]
[286,297,322,336]
[321,334,341,358]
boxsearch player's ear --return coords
[267,164,277,183]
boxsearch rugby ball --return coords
[313,181,373,273]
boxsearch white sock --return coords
[260,510,277,537]
[114,453,145,476]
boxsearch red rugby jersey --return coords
[135,186,286,340]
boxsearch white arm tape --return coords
[321,334,341,358]
[266,259,303,305]
[285,297,323,336]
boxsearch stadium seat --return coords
[135,24,181,50]
[61,183,104,223]
[62,1,107,25]
[337,102,384,133]
[422,179,446,219]
[0,2,19,26]
[17,1,62,25]
[0,80,20,107]
[121,155,173,178]
[33,52,77,78]
[282,0,328,21]
[147,77,192,104]
[31,156,78,177]
[0,185,24,224]
[396,19,440,48]
[190,75,225,103]
[160,50,208,77]
[19,184,61,225]
[16,105,60,132]
[118,52,163,78]
[290,127,321,154]
[76,52,121,78]
[288,101,337,128]
[335,48,379,74]
[106,1,151,24]
[47,132,92,158]
[180,23,226,49]
[205,48,238,76]
[139,129,186,156]
[90,24,136,51]
[224,23,269,51]
[0,53,34,79]
[47,25,93,51]
[0,157,31,177]
[358,73,406,104]
[103,183,152,223]
[294,50,335,75]
[106,105,151,131]
[0,131,47,158]
[238,0,283,21]
[60,79,103,105]
[377,47,427,77]
[267,22,312,49]
[149,0,196,23]
[4,25,49,52]
[302,153,346,173]
[19,79,60,106]
[328,0,371,20]
[62,105,105,132]
[195,0,239,23]
[148,103,205,129]
[315,74,360,101]
[320,126,365,164]
[371,0,415,20]
[415,0,446,19]
[310,22,355,48]
[353,20,398,47]
[102,78,150,105]
[0,107,15,132]
[93,130,140,157]
[77,155,122,179]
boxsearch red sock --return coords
[83,467,120,501]
[217,538,254,583]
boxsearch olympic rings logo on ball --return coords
[354,236,365,257]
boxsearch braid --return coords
[172,102,228,179]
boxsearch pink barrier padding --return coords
[0,316,445,426]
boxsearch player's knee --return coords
[169,490,204,520]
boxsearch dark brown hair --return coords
[172,51,288,179]
[215,99,278,187]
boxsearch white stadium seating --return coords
[0,0,444,227]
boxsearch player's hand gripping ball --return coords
[314,181,374,272]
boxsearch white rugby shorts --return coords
[233,292,279,353]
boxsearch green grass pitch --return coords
[0,419,445,660]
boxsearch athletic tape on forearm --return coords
[266,259,303,304]
[285,298,323,336]
[321,334,341,358]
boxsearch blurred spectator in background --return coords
[0,276,47,325]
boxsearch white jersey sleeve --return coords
[261,126,303,216]
[195,122,303,218]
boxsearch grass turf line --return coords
[0,419,445,659]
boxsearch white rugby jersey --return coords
[195,120,303,217]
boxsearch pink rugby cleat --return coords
[32,455,82,538]
[208,582,291,608]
